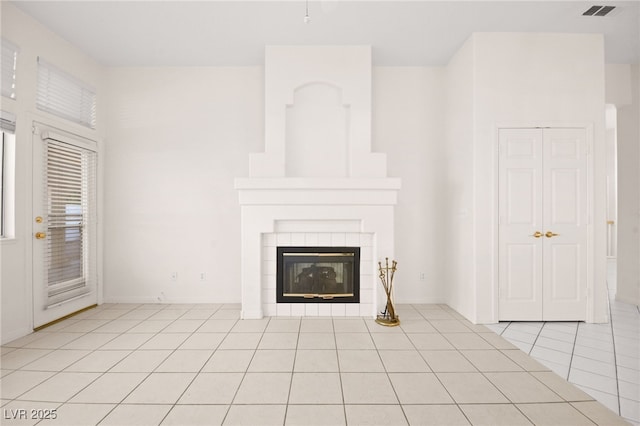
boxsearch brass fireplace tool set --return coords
[375,258,400,326]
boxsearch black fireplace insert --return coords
[276,246,360,303]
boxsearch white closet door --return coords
[542,128,587,320]
[499,128,587,321]
[499,129,544,320]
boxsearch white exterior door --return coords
[499,128,587,321]
[32,124,98,328]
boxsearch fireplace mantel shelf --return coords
[235,177,401,191]
[235,177,401,206]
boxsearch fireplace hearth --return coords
[277,247,360,303]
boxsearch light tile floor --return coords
[0,303,632,425]
[486,296,640,425]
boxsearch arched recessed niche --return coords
[285,82,350,177]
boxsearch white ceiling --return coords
[9,1,640,67]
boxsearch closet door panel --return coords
[542,128,587,321]
[498,129,544,320]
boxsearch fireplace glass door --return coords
[277,247,360,303]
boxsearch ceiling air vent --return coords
[595,6,616,16]
[582,5,616,16]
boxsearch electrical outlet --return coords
[419,272,425,281]
[200,272,206,281]
[170,272,178,281]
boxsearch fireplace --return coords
[277,247,360,303]
[235,46,400,318]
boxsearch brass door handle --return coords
[545,231,559,238]
[531,231,543,238]
[35,232,46,239]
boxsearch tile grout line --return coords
[495,300,637,423]
[472,320,604,424]
[154,304,232,426]
[282,317,303,426]
[81,324,156,425]
[219,315,269,425]
[463,319,598,426]
[441,311,575,425]
[527,322,574,380]
[387,304,419,426]
[6,305,140,414]
[527,322,545,358]
[413,304,475,426]
[606,292,623,416]
[499,322,540,354]
[122,305,233,422]
[32,304,164,425]
[93,304,225,425]
[330,317,348,425]
[565,321,579,382]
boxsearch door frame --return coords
[494,122,600,323]
[27,112,103,330]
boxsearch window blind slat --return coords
[1,39,19,100]
[44,138,96,301]
[37,58,97,129]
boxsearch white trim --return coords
[1,327,33,346]
[40,130,97,153]
[30,109,99,141]
[46,291,91,310]
[585,123,597,323]
[241,309,264,320]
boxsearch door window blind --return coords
[1,39,19,99]
[0,110,16,133]
[43,135,97,304]
[37,58,97,130]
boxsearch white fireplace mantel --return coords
[235,177,401,205]
[235,178,400,319]
[236,46,401,318]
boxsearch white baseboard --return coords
[241,309,264,319]
[1,326,34,345]
[102,296,240,305]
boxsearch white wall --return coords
[372,67,447,304]
[444,33,608,323]
[616,64,640,306]
[0,3,106,343]
[604,105,617,259]
[103,67,263,303]
[604,64,632,264]
[606,64,633,106]
[443,40,476,320]
[104,66,447,306]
